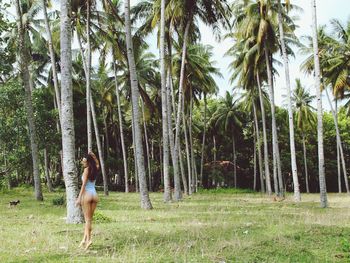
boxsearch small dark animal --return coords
[9,200,20,207]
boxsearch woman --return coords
[76,152,100,250]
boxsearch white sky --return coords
[4,0,350,110]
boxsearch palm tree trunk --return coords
[232,134,237,188]
[44,147,53,192]
[189,93,196,192]
[167,71,182,200]
[257,73,271,194]
[183,99,192,195]
[59,0,83,223]
[174,21,191,194]
[86,0,93,152]
[41,0,61,122]
[113,61,129,193]
[253,125,257,191]
[325,89,349,193]
[125,0,152,209]
[302,133,310,193]
[131,104,139,192]
[277,0,299,200]
[141,101,152,192]
[103,113,110,159]
[14,0,43,201]
[311,0,327,208]
[200,94,207,187]
[264,46,281,196]
[90,96,109,196]
[179,143,188,195]
[253,101,265,192]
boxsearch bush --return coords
[93,211,112,223]
[52,196,65,206]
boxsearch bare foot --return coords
[84,240,92,250]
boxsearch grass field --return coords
[1,187,350,262]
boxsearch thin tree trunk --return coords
[302,133,310,193]
[200,94,207,187]
[103,113,110,159]
[257,73,270,194]
[189,94,196,193]
[113,60,129,193]
[311,0,327,208]
[41,0,61,122]
[60,0,83,223]
[90,96,108,196]
[44,147,53,192]
[253,101,264,192]
[183,99,192,195]
[125,0,152,209]
[325,89,349,193]
[233,134,237,188]
[179,143,188,195]
[167,70,182,200]
[141,102,152,192]
[14,0,43,201]
[277,0,299,200]
[253,125,257,191]
[131,111,139,192]
[175,21,191,194]
[86,1,93,152]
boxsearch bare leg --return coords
[79,195,88,247]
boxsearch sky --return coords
[4,0,350,110]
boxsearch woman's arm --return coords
[75,167,88,206]
[89,152,100,170]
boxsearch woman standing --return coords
[76,152,100,250]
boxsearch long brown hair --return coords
[85,153,98,181]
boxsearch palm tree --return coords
[292,79,316,194]
[124,0,152,209]
[276,0,300,201]
[60,0,84,222]
[14,0,43,201]
[213,92,242,188]
[311,0,327,208]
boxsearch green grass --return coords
[1,187,350,262]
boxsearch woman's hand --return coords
[75,198,81,207]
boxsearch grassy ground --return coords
[1,187,350,262]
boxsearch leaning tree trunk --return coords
[325,89,349,193]
[277,0,299,200]
[264,45,281,196]
[311,0,327,208]
[113,60,129,193]
[253,101,265,192]
[183,98,192,195]
[86,0,93,152]
[257,73,271,194]
[90,96,109,196]
[125,0,152,209]
[44,147,53,192]
[302,133,310,193]
[141,102,152,192]
[41,0,61,122]
[14,0,43,201]
[232,134,237,188]
[200,93,207,187]
[60,0,83,223]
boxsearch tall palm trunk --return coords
[253,101,265,192]
[14,0,43,201]
[302,133,310,193]
[160,0,171,202]
[174,21,191,193]
[90,96,108,196]
[311,0,327,208]
[253,125,257,190]
[44,147,53,192]
[86,1,93,152]
[179,143,188,195]
[277,0,299,200]
[167,71,182,200]
[125,0,152,209]
[141,102,152,192]
[189,94,196,192]
[41,0,61,122]
[200,94,207,186]
[60,0,83,222]
[131,115,139,193]
[183,97,192,195]
[113,61,128,193]
[264,46,281,196]
[257,73,271,194]
[325,89,349,193]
